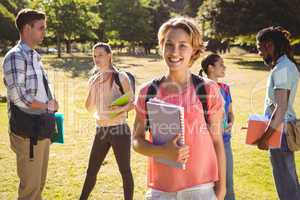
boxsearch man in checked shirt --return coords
[2,9,59,200]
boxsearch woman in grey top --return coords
[79,42,134,200]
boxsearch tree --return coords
[98,0,154,53]
[272,0,300,35]
[198,0,300,46]
[0,0,26,53]
[32,0,101,57]
[160,0,203,17]
[141,0,170,54]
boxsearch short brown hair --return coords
[15,9,46,33]
[158,16,204,66]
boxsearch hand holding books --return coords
[47,99,59,113]
[111,93,130,107]
[147,99,187,169]
[224,122,233,133]
[109,93,132,119]
[246,104,283,150]
[160,134,189,164]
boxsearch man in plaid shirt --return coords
[2,9,59,200]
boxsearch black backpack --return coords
[113,70,136,95]
[144,73,208,131]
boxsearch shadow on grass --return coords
[48,55,271,78]
[118,63,143,69]
[47,55,93,78]
[115,52,160,59]
[234,55,300,71]
[236,60,269,71]
[224,56,243,61]
[47,55,145,78]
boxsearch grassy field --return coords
[0,52,300,200]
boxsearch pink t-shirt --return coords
[135,78,224,192]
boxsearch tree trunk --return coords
[56,34,62,58]
[66,40,71,54]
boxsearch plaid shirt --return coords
[2,41,51,109]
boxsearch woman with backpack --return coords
[133,17,226,200]
[200,54,235,200]
[79,42,134,200]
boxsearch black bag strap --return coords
[29,75,52,160]
[19,50,37,160]
[125,72,136,94]
[30,50,53,160]
[113,70,136,95]
[42,73,53,100]
[113,72,125,95]
[191,74,209,124]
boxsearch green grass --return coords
[0,53,300,200]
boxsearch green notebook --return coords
[111,93,130,106]
[109,93,131,119]
[51,112,64,144]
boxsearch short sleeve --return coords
[119,71,129,83]
[272,66,293,90]
[118,72,134,97]
[206,81,224,121]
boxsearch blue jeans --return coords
[224,141,235,200]
[270,134,300,200]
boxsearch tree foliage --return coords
[0,0,23,52]
[198,0,300,45]
[31,0,101,56]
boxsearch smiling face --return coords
[93,47,112,69]
[162,28,195,71]
[208,57,226,78]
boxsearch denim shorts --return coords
[145,183,217,200]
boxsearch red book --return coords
[246,114,283,149]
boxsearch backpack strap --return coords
[191,74,209,124]
[145,76,166,131]
[125,72,136,94]
[113,71,125,94]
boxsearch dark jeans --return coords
[270,134,300,200]
[79,124,134,200]
[224,141,235,200]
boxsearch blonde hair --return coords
[158,16,204,66]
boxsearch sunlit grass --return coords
[0,53,299,200]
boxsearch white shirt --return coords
[33,52,49,103]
